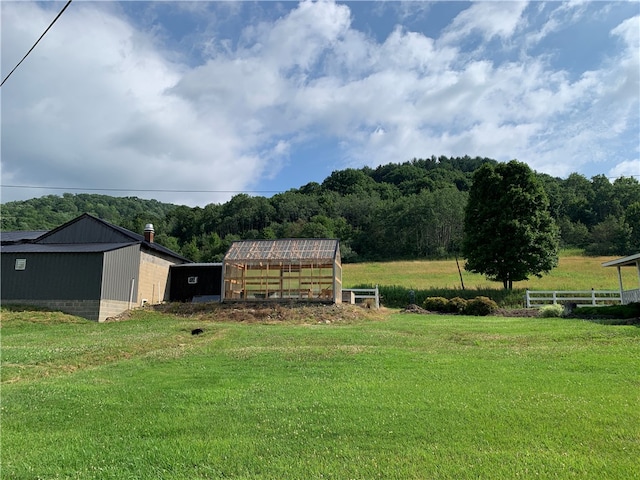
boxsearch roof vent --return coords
[144,224,155,243]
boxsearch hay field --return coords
[343,253,637,291]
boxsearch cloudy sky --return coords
[2,1,638,206]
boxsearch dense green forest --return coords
[2,156,639,262]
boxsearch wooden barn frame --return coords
[222,239,342,303]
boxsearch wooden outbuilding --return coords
[222,238,342,303]
[602,253,640,304]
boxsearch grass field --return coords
[2,308,639,479]
[342,253,638,291]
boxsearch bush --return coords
[463,296,498,316]
[448,297,468,314]
[367,285,527,308]
[575,302,640,321]
[423,297,450,312]
[539,304,564,318]
[500,290,526,308]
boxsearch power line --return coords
[0,184,284,194]
[1,0,73,87]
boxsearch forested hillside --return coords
[1,194,176,234]
[2,156,639,262]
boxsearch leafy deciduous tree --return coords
[462,160,560,289]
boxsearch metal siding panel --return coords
[102,245,141,301]
[1,252,102,300]
[39,216,131,244]
[169,264,222,301]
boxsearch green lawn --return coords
[2,309,639,479]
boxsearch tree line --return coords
[2,155,639,263]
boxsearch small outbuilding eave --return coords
[601,252,640,305]
[601,253,640,268]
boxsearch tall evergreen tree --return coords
[462,160,560,289]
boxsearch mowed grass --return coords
[343,253,636,290]
[2,309,639,479]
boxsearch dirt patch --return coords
[109,302,541,323]
[146,301,388,324]
[495,308,541,318]
[402,304,431,314]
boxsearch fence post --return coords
[525,289,530,308]
[552,291,557,305]
[592,288,596,306]
[375,285,380,309]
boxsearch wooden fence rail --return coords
[525,289,621,308]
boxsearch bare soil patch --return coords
[147,301,388,324]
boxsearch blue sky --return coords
[2,1,638,206]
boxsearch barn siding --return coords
[101,244,141,302]
[169,264,223,302]
[1,252,103,300]
[38,215,132,244]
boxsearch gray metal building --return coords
[1,213,190,321]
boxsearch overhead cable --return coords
[0,184,284,194]
[1,0,73,87]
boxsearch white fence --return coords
[342,286,380,309]
[622,289,640,304]
[525,289,621,308]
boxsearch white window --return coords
[15,258,26,270]
[188,276,198,284]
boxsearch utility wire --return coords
[0,185,284,194]
[2,173,638,195]
[1,0,73,87]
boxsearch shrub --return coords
[369,285,526,308]
[575,302,640,320]
[448,297,468,313]
[539,304,564,318]
[423,297,450,312]
[463,296,498,316]
[500,290,526,308]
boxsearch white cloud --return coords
[608,160,640,180]
[1,1,638,206]
[524,1,589,46]
[440,1,528,46]
[2,2,261,206]
[612,15,639,47]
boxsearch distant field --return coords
[2,309,639,479]
[343,253,636,291]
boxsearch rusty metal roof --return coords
[224,239,340,263]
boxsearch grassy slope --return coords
[2,310,639,479]
[342,253,637,291]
